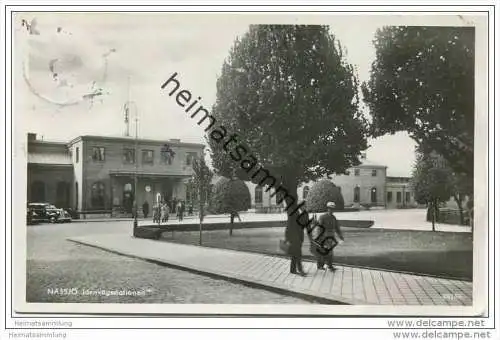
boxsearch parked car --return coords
[27,206,39,225]
[27,203,72,223]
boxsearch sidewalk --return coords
[67,233,472,306]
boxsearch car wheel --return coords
[49,216,57,223]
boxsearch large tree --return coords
[362,26,474,183]
[208,25,368,227]
[210,177,251,236]
[411,149,455,231]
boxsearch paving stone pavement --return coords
[67,233,472,306]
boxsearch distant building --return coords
[247,152,392,210]
[27,133,204,217]
[385,176,418,209]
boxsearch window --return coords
[123,148,135,164]
[75,147,79,163]
[142,150,154,164]
[302,186,310,200]
[405,192,411,203]
[371,187,377,203]
[354,169,360,176]
[186,152,198,166]
[161,144,175,165]
[254,186,263,204]
[91,182,105,209]
[387,191,393,203]
[92,147,105,162]
[353,186,360,203]
[372,169,377,177]
[397,192,402,203]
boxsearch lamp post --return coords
[125,77,139,230]
[133,109,139,229]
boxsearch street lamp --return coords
[124,99,139,230]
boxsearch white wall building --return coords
[245,152,415,210]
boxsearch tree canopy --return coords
[411,150,454,206]
[306,179,345,213]
[210,177,251,215]
[362,26,474,180]
[208,25,368,204]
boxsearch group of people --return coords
[285,201,344,276]
[142,199,190,224]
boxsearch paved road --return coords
[26,221,313,304]
[81,209,471,233]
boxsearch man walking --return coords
[142,201,149,219]
[316,202,344,271]
[286,212,306,276]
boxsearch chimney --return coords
[28,133,36,141]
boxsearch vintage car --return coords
[27,203,72,224]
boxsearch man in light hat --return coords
[315,201,344,271]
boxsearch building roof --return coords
[354,158,388,169]
[28,152,72,166]
[67,135,205,149]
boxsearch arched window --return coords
[371,187,377,203]
[30,181,45,202]
[353,186,360,203]
[91,182,106,209]
[254,186,263,204]
[302,186,310,200]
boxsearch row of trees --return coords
[191,25,474,234]
[363,26,474,229]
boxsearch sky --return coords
[14,12,472,177]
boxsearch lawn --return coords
[160,227,472,280]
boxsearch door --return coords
[123,182,134,213]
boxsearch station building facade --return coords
[27,133,204,217]
[27,132,418,217]
[246,153,417,210]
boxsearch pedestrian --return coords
[285,211,306,276]
[155,202,161,224]
[142,201,149,219]
[315,202,344,271]
[161,202,170,223]
[172,197,177,214]
[230,210,241,223]
[177,201,184,221]
[152,202,158,224]
[188,204,193,216]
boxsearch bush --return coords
[306,179,345,213]
[210,177,251,215]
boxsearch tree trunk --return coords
[431,200,436,232]
[229,214,234,236]
[199,203,204,246]
[453,194,465,225]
